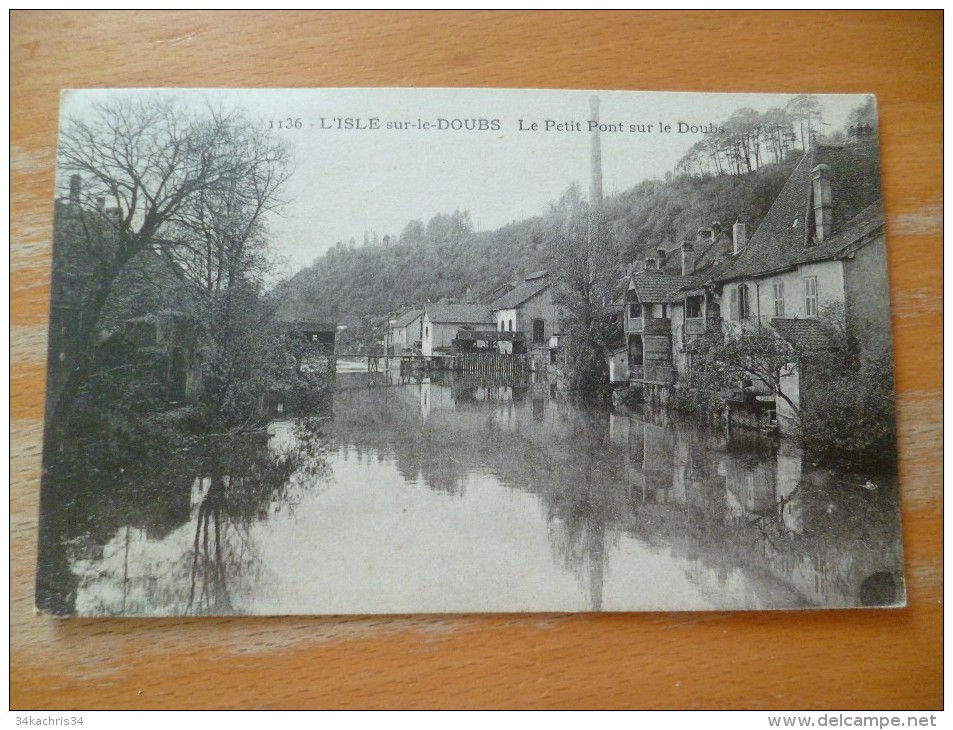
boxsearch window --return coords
[662,304,668,318]
[628,302,641,318]
[804,276,818,317]
[686,296,702,319]
[532,318,545,343]
[508,320,513,332]
[730,284,750,320]
[499,320,504,331]
[773,281,784,317]
[425,325,429,338]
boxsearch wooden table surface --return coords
[10,11,943,710]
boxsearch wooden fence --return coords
[456,353,531,378]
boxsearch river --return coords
[38,366,905,615]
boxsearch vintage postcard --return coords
[36,88,904,615]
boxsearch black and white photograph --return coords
[36,87,904,616]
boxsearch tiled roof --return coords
[629,269,694,303]
[424,303,495,324]
[792,200,885,266]
[392,308,424,328]
[691,233,734,274]
[771,318,832,351]
[715,143,883,282]
[490,277,551,310]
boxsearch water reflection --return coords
[39,420,330,615]
[42,369,904,615]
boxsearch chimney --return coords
[696,227,713,245]
[589,95,603,208]
[681,241,695,276]
[645,257,656,271]
[69,175,81,204]
[656,247,667,270]
[811,164,832,243]
[733,221,747,254]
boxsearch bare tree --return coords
[50,96,291,431]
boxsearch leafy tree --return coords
[687,322,800,415]
[796,303,895,470]
[548,185,620,397]
[846,97,878,136]
[679,303,895,470]
[785,94,823,150]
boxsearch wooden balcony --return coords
[625,316,672,335]
[685,317,706,336]
[628,364,674,384]
[644,364,674,384]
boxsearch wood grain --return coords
[11,11,942,710]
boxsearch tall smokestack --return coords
[589,95,603,208]
[69,174,81,204]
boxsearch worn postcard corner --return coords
[36,88,904,616]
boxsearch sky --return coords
[59,88,871,278]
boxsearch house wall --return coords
[643,335,673,383]
[494,288,558,344]
[843,234,893,364]
[608,350,628,383]
[422,318,494,356]
[422,318,455,356]
[723,261,845,325]
[392,316,423,355]
[670,301,688,376]
[516,289,558,344]
[494,308,518,332]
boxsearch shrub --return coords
[797,352,897,471]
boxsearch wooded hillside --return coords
[277,156,800,323]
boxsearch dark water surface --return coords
[39,367,905,615]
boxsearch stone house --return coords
[489,270,558,347]
[704,141,888,428]
[421,304,495,357]
[620,264,692,384]
[389,309,424,355]
[609,139,888,434]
